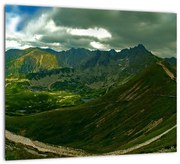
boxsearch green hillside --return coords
[6,48,59,77]
[6,63,176,154]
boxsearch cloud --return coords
[51,8,176,57]
[90,41,108,50]
[5,6,176,58]
[69,27,112,40]
[6,13,21,33]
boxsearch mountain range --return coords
[5,44,177,159]
[6,44,167,92]
[6,44,158,74]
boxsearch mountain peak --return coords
[137,44,146,49]
[131,44,147,51]
[130,44,150,54]
[109,49,116,53]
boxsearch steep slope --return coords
[157,61,176,80]
[6,48,59,77]
[5,47,38,63]
[57,48,93,68]
[6,49,26,63]
[6,63,176,154]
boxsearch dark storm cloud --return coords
[6,5,176,58]
[40,30,101,50]
[50,8,176,57]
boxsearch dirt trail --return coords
[106,125,176,155]
[39,55,44,67]
[5,130,91,157]
[6,125,176,156]
[157,61,175,80]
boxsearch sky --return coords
[5,5,176,58]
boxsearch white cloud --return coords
[6,40,20,49]
[7,16,20,33]
[45,19,59,32]
[6,10,51,50]
[5,7,112,51]
[34,34,43,41]
[6,39,30,50]
[23,13,49,35]
[90,41,107,50]
[5,12,31,50]
[69,27,111,40]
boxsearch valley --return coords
[5,44,177,159]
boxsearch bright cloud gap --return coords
[69,27,112,40]
[90,41,108,50]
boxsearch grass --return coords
[5,79,84,115]
[6,64,176,154]
[6,89,83,115]
[6,48,59,77]
[128,128,176,154]
[5,78,105,115]
[5,139,63,160]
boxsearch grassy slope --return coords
[6,49,59,77]
[6,63,176,154]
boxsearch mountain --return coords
[5,44,160,94]
[165,57,176,66]
[5,49,26,63]
[5,44,177,157]
[6,62,176,154]
[58,48,93,68]
[6,44,157,75]
[6,48,59,77]
[79,44,157,85]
